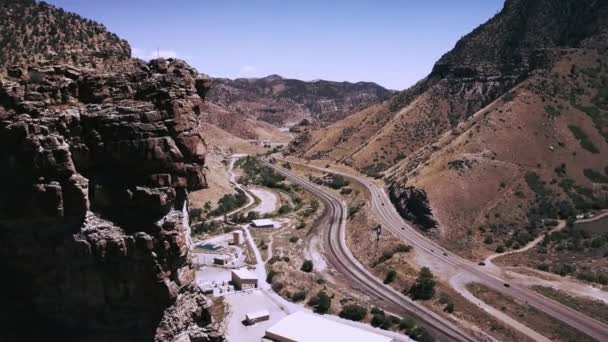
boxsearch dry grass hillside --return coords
[389,47,608,258]
[289,0,608,259]
[202,102,291,143]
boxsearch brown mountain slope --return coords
[291,0,608,259]
[205,74,394,137]
[389,47,608,258]
[297,0,608,170]
[202,101,291,142]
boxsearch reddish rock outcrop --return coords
[0,59,219,342]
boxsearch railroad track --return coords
[280,158,608,342]
[264,160,477,342]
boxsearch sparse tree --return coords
[409,267,436,300]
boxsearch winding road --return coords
[264,160,476,342]
[270,158,608,342]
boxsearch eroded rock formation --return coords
[0,59,220,342]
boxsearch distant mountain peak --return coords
[263,74,283,81]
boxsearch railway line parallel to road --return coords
[264,160,477,342]
[281,158,608,342]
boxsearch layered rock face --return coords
[0,59,220,341]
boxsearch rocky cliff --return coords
[0,0,131,72]
[0,1,221,341]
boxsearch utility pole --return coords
[157,48,160,59]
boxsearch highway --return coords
[263,160,477,342]
[279,159,608,342]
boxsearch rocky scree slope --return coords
[0,0,131,72]
[291,0,608,257]
[205,74,393,138]
[0,1,221,341]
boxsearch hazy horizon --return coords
[45,0,504,90]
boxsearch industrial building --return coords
[213,256,227,266]
[265,311,395,342]
[245,310,270,325]
[231,268,258,290]
[250,219,276,228]
[233,230,244,245]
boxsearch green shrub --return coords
[237,156,288,189]
[210,189,248,216]
[371,313,385,327]
[410,326,435,342]
[340,187,353,195]
[370,307,384,315]
[246,211,260,221]
[348,204,362,219]
[278,204,293,214]
[326,174,349,189]
[383,270,397,284]
[301,259,313,273]
[537,263,549,272]
[409,267,436,300]
[374,244,413,266]
[291,290,307,302]
[271,281,284,292]
[495,245,505,253]
[398,318,417,333]
[266,270,277,283]
[569,125,599,154]
[554,163,567,177]
[381,315,400,330]
[483,236,494,244]
[308,290,331,314]
[583,169,608,183]
[502,91,515,102]
[544,105,560,118]
[339,304,367,321]
[289,236,299,243]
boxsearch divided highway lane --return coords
[263,160,477,342]
[286,159,608,342]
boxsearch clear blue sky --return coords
[46,0,504,90]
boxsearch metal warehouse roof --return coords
[231,268,258,280]
[265,311,396,342]
[251,219,276,227]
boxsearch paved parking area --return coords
[223,291,288,342]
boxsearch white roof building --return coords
[231,268,257,281]
[251,219,277,228]
[245,310,270,324]
[265,311,396,342]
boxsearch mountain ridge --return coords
[290,0,608,261]
[205,73,394,135]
